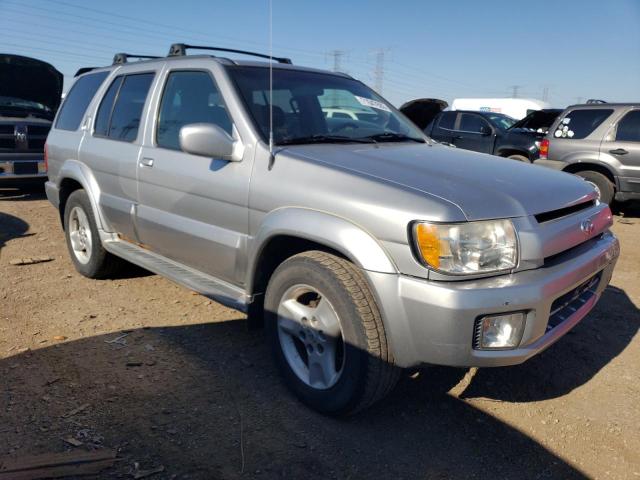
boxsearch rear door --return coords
[80,67,159,240]
[135,66,253,285]
[602,108,640,190]
[429,111,457,144]
[452,113,494,154]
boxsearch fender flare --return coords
[57,160,112,231]
[246,207,398,292]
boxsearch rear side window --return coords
[437,112,456,130]
[94,76,123,136]
[94,73,154,142]
[615,110,640,142]
[55,71,109,131]
[156,70,232,150]
[553,109,613,140]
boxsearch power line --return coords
[372,49,387,94]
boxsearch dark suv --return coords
[0,54,63,183]
[536,103,640,204]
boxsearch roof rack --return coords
[167,43,292,64]
[112,53,161,65]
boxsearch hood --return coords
[399,98,448,130]
[0,54,64,114]
[285,142,594,221]
[510,108,562,132]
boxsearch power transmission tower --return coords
[509,85,522,98]
[373,49,386,94]
[542,86,549,102]
[328,50,345,72]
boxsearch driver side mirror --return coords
[480,125,493,136]
[179,123,242,161]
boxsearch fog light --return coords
[476,312,526,349]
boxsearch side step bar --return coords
[103,239,250,312]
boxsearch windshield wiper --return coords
[359,132,425,143]
[277,134,376,146]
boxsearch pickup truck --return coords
[45,45,619,415]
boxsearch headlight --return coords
[412,219,518,275]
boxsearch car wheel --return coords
[63,190,124,279]
[507,154,529,162]
[575,170,615,204]
[264,250,400,415]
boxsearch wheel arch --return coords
[562,161,617,187]
[56,160,107,230]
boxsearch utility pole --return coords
[373,49,386,94]
[509,85,522,98]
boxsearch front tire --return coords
[265,251,400,415]
[63,189,123,279]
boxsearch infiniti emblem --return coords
[580,219,595,235]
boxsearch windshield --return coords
[229,66,425,145]
[0,95,51,113]
[485,113,516,130]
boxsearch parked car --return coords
[0,54,63,183]
[450,98,552,120]
[536,103,640,204]
[45,44,619,415]
[401,99,561,161]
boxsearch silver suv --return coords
[45,45,620,415]
[536,103,640,204]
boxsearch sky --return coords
[1,0,639,108]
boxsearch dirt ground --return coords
[1,184,639,480]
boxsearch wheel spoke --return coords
[280,299,314,323]
[313,297,341,338]
[69,230,82,250]
[278,317,301,336]
[308,349,337,388]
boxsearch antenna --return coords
[269,0,274,157]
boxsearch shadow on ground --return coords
[0,181,47,202]
[1,313,603,479]
[0,211,30,253]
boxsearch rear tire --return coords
[265,251,400,415]
[575,170,615,204]
[506,154,529,162]
[63,190,124,279]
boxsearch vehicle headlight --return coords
[412,219,518,275]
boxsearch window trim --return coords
[614,108,640,143]
[54,71,110,132]
[91,71,156,144]
[153,68,234,152]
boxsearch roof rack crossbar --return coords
[112,53,161,65]
[167,43,292,64]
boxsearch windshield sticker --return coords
[562,117,571,124]
[354,96,391,112]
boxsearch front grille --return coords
[28,138,46,150]
[27,125,50,136]
[535,200,595,223]
[0,125,14,134]
[546,272,601,331]
[0,137,15,149]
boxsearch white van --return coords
[450,98,552,120]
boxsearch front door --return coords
[452,113,495,154]
[603,108,640,192]
[135,69,252,285]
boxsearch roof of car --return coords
[566,103,640,108]
[76,54,352,79]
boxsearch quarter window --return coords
[157,71,232,150]
[94,76,123,136]
[55,71,109,131]
[615,110,640,142]
[553,109,613,140]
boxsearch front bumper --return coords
[0,160,47,180]
[366,231,620,368]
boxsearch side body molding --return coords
[246,207,398,292]
[56,159,113,232]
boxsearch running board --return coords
[103,239,250,312]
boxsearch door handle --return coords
[139,157,154,167]
[609,148,628,155]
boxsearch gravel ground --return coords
[1,184,639,480]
